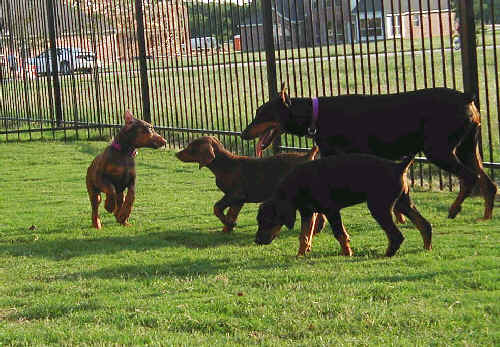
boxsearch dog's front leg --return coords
[214,196,233,231]
[95,175,118,214]
[223,203,244,233]
[116,183,135,226]
[114,191,125,219]
[297,213,316,257]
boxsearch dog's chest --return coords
[104,163,135,189]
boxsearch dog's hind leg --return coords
[325,210,353,256]
[424,142,479,219]
[86,177,102,229]
[394,192,432,250]
[313,213,327,234]
[297,213,317,256]
[367,201,405,257]
[456,129,497,220]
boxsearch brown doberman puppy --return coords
[86,110,166,229]
[175,136,326,237]
[255,154,432,258]
[242,85,497,221]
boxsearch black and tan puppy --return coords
[256,154,432,257]
[86,110,166,229]
[176,136,326,237]
[243,85,497,221]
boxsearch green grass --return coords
[0,141,499,345]
[102,31,500,71]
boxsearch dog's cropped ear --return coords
[124,110,136,129]
[276,200,296,229]
[198,143,215,169]
[280,82,291,108]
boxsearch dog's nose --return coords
[158,136,167,146]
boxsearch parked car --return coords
[189,37,219,51]
[29,47,101,75]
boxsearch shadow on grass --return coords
[0,229,256,261]
[65,256,249,280]
[358,266,499,284]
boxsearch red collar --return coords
[111,140,137,158]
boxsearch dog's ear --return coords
[198,143,215,169]
[123,110,136,130]
[276,200,296,229]
[280,82,291,108]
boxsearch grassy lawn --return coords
[101,31,500,71]
[0,141,499,345]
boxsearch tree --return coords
[451,0,500,25]
[67,0,189,57]
[186,0,261,43]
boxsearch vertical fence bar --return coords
[135,0,151,123]
[458,0,479,105]
[46,0,63,127]
[261,0,279,154]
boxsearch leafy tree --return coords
[451,0,500,25]
[186,0,261,42]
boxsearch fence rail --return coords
[0,0,499,191]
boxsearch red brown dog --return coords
[256,154,432,257]
[86,111,166,229]
[176,136,326,242]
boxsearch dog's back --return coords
[277,153,411,208]
[237,146,319,203]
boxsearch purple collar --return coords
[308,97,319,137]
[111,140,137,158]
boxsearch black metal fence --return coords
[0,0,498,190]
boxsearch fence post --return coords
[135,0,151,123]
[261,0,280,154]
[458,0,484,162]
[458,0,479,106]
[46,0,63,127]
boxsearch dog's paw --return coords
[92,217,102,229]
[448,204,461,219]
[221,226,233,233]
[342,247,353,256]
[105,196,115,213]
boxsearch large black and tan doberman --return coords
[242,85,497,221]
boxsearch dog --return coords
[86,110,166,229]
[175,136,326,236]
[242,85,497,221]
[255,154,432,257]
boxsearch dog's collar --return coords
[308,97,319,137]
[111,140,138,158]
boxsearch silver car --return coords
[29,47,101,75]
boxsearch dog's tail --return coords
[467,100,481,126]
[306,145,319,160]
[398,156,414,175]
[398,156,414,195]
